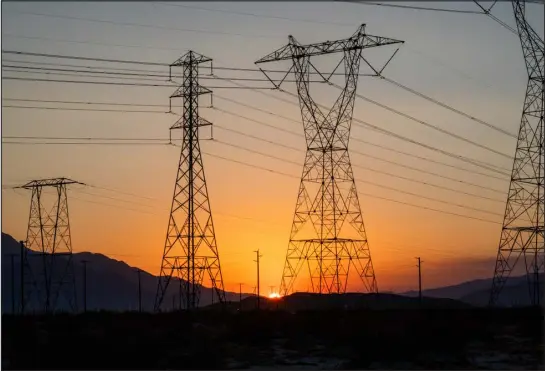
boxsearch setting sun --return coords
[268,293,281,299]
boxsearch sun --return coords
[268,293,281,299]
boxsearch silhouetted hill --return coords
[207,291,472,312]
[1,232,249,313]
[401,273,544,307]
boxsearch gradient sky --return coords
[2,1,544,294]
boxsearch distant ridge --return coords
[1,232,248,313]
[2,231,539,312]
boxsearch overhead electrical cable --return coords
[2,140,502,225]
[341,1,483,14]
[2,105,173,114]
[3,135,506,208]
[6,10,281,39]
[329,82,513,158]
[2,76,272,89]
[0,49,517,139]
[212,105,509,186]
[154,2,357,26]
[214,75,511,176]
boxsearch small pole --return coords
[136,268,142,313]
[8,254,16,314]
[82,260,88,313]
[254,250,262,310]
[416,257,423,305]
[239,283,243,309]
[20,241,25,314]
[178,276,182,310]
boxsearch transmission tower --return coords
[490,0,545,306]
[255,24,404,295]
[154,51,226,311]
[16,178,80,313]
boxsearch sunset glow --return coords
[268,293,281,299]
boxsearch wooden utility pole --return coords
[82,260,89,312]
[7,253,16,314]
[135,268,142,312]
[254,250,262,310]
[416,257,423,304]
[239,283,243,310]
[178,277,182,310]
[20,241,25,314]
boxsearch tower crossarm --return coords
[17,178,84,189]
[255,24,404,64]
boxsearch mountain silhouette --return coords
[2,231,540,313]
[401,272,544,307]
[1,232,249,313]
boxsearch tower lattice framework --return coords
[256,25,404,295]
[154,51,226,311]
[490,0,545,306]
[17,178,80,313]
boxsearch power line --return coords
[1,50,376,77]
[379,77,517,138]
[86,184,158,200]
[2,105,172,114]
[2,90,511,182]
[155,2,357,26]
[213,95,510,181]
[211,137,504,203]
[2,129,507,199]
[278,88,511,174]
[1,64,335,83]
[2,76,272,89]
[3,141,169,146]
[219,78,511,175]
[25,185,285,226]
[3,98,510,191]
[2,49,167,66]
[6,138,502,220]
[3,59,514,139]
[343,1,483,14]
[0,49,521,144]
[3,135,168,141]
[2,33,184,52]
[2,98,169,108]
[7,10,280,40]
[2,67,172,82]
[330,82,513,158]
[214,116,507,192]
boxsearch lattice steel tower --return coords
[17,178,80,313]
[256,25,404,295]
[154,51,226,311]
[490,0,545,306]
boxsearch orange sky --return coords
[2,1,542,294]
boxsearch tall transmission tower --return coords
[490,0,545,306]
[154,51,226,311]
[256,24,404,295]
[16,178,80,313]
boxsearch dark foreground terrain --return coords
[2,307,543,370]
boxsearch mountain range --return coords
[1,232,249,313]
[1,232,540,313]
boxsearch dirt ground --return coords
[2,307,543,369]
